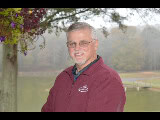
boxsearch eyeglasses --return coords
[66,40,93,48]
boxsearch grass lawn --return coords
[137,78,160,88]
[119,71,160,89]
[119,71,160,78]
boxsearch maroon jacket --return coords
[41,57,126,112]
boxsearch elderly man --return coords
[41,22,126,112]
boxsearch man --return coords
[41,22,126,112]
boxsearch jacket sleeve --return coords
[41,86,56,112]
[86,74,126,112]
[41,74,61,112]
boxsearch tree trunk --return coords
[0,44,18,112]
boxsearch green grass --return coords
[137,78,160,89]
[119,71,160,89]
[119,71,160,78]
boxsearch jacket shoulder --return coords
[92,63,122,85]
[55,66,73,79]
[102,64,120,78]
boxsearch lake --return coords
[124,88,160,112]
[16,76,160,112]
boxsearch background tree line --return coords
[1,24,160,73]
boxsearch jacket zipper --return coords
[69,81,75,96]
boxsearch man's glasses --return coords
[66,40,93,48]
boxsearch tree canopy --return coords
[1,8,160,56]
[0,8,47,55]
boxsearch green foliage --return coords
[0,8,23,44]
[0,8,47,55]
[1,8,160,56]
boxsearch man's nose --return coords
[74,43,81,50]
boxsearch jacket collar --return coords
[72,55,100,75]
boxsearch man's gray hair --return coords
[66,22,98,40]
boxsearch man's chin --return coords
[74,59,86,66]
[76,62,86,66]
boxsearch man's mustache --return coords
[72,50,86,56]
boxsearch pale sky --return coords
[81,8,160,29]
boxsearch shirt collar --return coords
[64,55,104,77]
[72,55,100,76]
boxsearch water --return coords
[17,76,54,112]
[16,76,160,112]
[124,88,160,112]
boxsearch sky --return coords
[81,8,160,29]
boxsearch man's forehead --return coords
[67,28,93,42]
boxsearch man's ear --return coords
[94,40,98,50]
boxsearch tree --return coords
[0,8,47,112]
[0,44,2,72]
[141,26,160,71]
[111,26,145,72]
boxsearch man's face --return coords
[67,28,98,66]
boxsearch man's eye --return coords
[80,42,88,45]
[70,43,75,46]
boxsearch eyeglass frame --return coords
[66,40,94,48]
